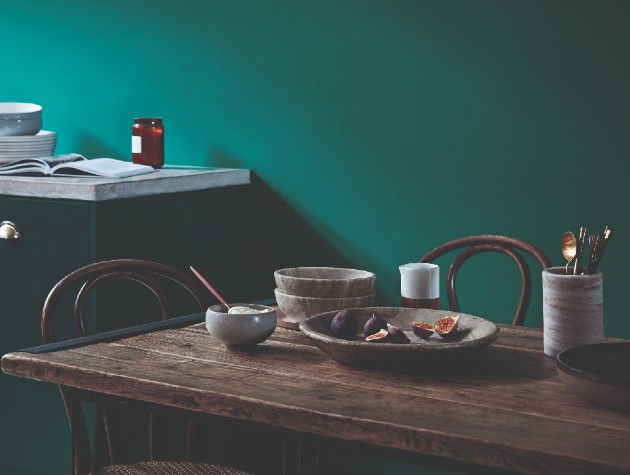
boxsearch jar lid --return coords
[134,117,163,125]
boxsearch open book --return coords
[0,154,157,178]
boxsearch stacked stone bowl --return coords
[274,267,376,326]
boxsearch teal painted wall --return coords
[2,1,629,473]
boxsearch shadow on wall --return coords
[247,172,356,280]
[242,173,547,326]
[211,148,358,289]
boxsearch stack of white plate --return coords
[0,130,56,162]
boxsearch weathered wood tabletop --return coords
[2,322,630,475]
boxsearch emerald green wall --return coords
[2,1,629,473]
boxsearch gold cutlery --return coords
[562,231,577,275]
[573,227,586,275]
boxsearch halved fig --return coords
[434,315,460,338]
[363,311,388,337]
[387,324,411,344]
[411,321,434,339]
[365,329,389,343]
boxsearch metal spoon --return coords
[585,234,601,275]
[573,227,586,275]
[600,226,612,259]
[584,226,612,275]
[562,231,577,275]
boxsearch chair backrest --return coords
[41,259,211,475]
[420,235,552,326]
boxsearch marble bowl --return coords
[205,303,277,348]
[0,102,43,136]
[274,267,376,298]
[274,288,376,324]
[300,307,500,368]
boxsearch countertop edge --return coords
[0,168,251,201]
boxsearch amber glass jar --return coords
[132,118,164,168]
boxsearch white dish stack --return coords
[0,130,56,162]
[0,102,55,163]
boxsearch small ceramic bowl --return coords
[0,102,43,136]
[274,267,376,298]
[205,303,277,348]
[275,288,376,324]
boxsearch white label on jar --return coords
[132,135,142,153]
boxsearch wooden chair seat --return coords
[97,461,251,475]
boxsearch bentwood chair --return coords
[420,235,552,326]
[41,259,251,475]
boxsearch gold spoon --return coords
[562,231,577,275]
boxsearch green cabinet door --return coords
[0,197,92,475]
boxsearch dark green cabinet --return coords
[0,197,91,475]
[0,183,274,475]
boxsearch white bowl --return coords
[274,287,376,324]
[205,303,277,348]
[0,103,43,137]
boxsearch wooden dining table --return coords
[2,315,630,475]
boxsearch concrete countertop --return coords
[0,167,251,201]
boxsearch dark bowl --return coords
[556,342,630,411]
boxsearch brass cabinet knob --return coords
[0,221,21,240]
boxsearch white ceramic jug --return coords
[399,263,440,309]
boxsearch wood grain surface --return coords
[3,324,630,475]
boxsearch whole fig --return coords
[387,324,411,344]
[363,311,388,337]
[330,310,358,340]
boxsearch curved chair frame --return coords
[41,259,215,475]
[43,259,209,344]
[420,235,552,326]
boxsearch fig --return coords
[411,321,434,339]
[365,329,389,343]
[387,324,411,344]
[330,310,358,340]
[363,311,388,337]
[434,315,460,338]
